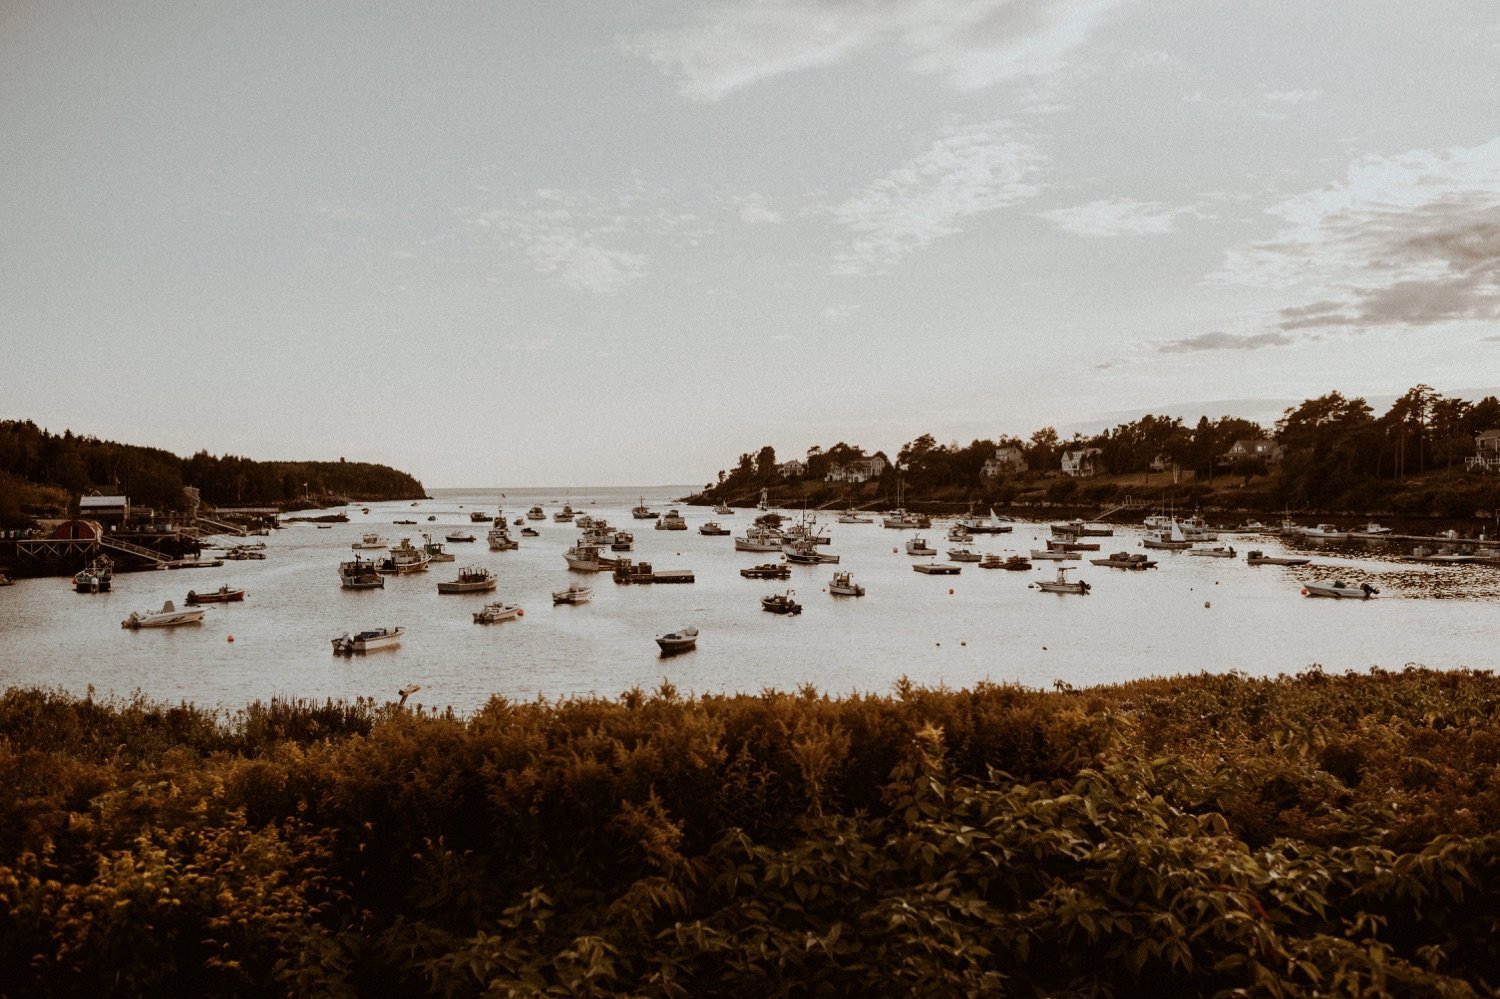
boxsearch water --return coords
[2,486,1498,714]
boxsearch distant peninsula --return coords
[0,419,425,527]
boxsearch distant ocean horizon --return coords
[426,484,702,497]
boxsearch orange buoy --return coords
[948,588,954,594]
[227,635,235,642]
[516,608,524,616]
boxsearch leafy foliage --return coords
[2,669,1499,996]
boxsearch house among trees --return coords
[1219,438,1284,467]
[1467,429,1500,472]
[981,446,1027,477]
[776,458,807,479]
[1060,447,1102,477]
[825,456,886,483]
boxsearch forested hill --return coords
[0,419,425,516]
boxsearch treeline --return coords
[2,668,1498,995]
[702,386,1500,517]
[0,419,425,523]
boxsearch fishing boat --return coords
[699,521,731,536]
[1352,522,1393,536]
[655,626,698,653]
[632,497,659,520]
[473,602,524,623]
[422,534,457,562]
[552,582,593,604]
[947,548,982,562]
[837,509,874,524]
[905,537,936,556]
[1029,548,1080,561]
[1141,519,1193,550]
[734,525,784,552]
[1301,580,1379,599]
[436,566,496,594]
[564,542,605,571]
[1034,567,1090,595]
[186,585,246,604]
[445,529,476,543]
[122,600,206,629]
[338,556,386,589]
[828,571,865,596]
[1301,524,1349,540]
[351,533,387,550]
[521,527,539,537]
[947,524,973,543]
[469,510,492,522]
[73,556,114,593]
[487,524,519,551]
[959,508,1015,534]
[783,539,839,564]
[331,626,405,653]
[554,504,575,523]
[375,539,431,574]
[1188,545,1237,558]
[713,501,733,515]
[655,509,688,530]
[527,505,546,521]
[1050,519,1112,537]
[761,590,802,615]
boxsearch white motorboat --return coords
[837,509,873,524]
[445,529,476,543]
[1302,580,1379,599]
[436,566,496,594]
[1141,519,1193,550]
[960,508,1015,534]
[554,504,576,522]
[655,625,699,653]
[1188,545,1237,558]
[905,537,936,556]
[331,625,405,653]
[947,548,982,562]
[73,556,114,593]
[1034,567,1090,595]
[828,571,865,596]
[122,600,205,629]
[1352,522,1393,536]
[338,556,386,589]
[713,502,733,516]
[351,533,387,550]
[552,582,593,604]
[1301,524,1349,540]
[527,505,546,520]
[1029,548,1080,560]
[564,543,605,571]
[473,602,524,623]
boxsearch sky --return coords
[4,1,1500,488]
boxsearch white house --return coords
[981,447,1027,477]
[776,458,807,479]
[1467,429,1500,472]
[825,456,886,483]
[1060,448,1102,477]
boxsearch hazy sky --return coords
[4,2,1499,487]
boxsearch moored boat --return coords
[331,626,405,653]
[1188,545,1237,558]
[186,585,246,604]
[527,505,546,520]
[1302,580,1379,599]
[828,571,865,596]
[473,602,524,623]
[122,600,206,629]
[375,539,431,574]
[761,590,802,615]
[564,542,604,571]
[837,509,873,524]
[339,556,386,588]
[947,548,982,562]
[905,537,936,556]
[699,521,731,536]
[1245,550,1310,566]
[552,582,593,604]
[73,556,114,593]
[655,509,688,530]
[436,566,496,594]
[423,534,458,562]
[1034,567,1090,595]
[351,533,387,550]
[445,530,476,543]
[655,625,698,653]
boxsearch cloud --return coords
[620,0,1126,102]
[521,228,646,293]
[1157,330,1294,353]
[1216,136,1500,331]
[827,120,1043,274]
[1040,198,1195,237]
[733,194,782,225]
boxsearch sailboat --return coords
[1142,517,1193,550]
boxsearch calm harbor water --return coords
[3,486,1498,714]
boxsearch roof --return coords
[79,495,128,508]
